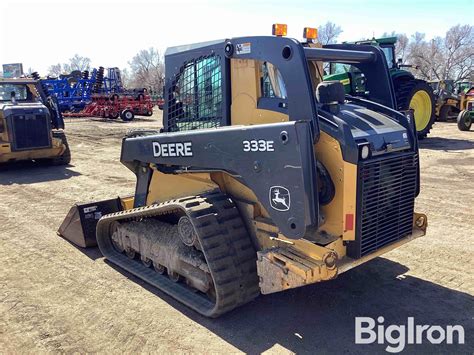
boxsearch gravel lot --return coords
[0,112,472,353]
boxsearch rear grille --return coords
[11,114,51,151]
[348,153,418,259]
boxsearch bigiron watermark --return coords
[355,316,465,353]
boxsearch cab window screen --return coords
[167,55,222,131]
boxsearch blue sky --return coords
[0,0,472,74]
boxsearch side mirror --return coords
[397,58,403,65]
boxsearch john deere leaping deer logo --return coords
[269,186,291,211]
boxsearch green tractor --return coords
[456,81,473,95]
[325,37,436,139]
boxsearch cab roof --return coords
[352,37,398,45]
[165,39,225,56]
[0,78,39,85]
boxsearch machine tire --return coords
[108,111,120,119]
[457,110,472,131]
[438,105,451,122]
[394,79,436,139]
[121,109,135,121]
[49,131,71,165]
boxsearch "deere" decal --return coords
[152,142,193,157]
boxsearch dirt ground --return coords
[0,112,472,354]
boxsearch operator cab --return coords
[162,32,418,163]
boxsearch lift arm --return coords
[120,121,319,239]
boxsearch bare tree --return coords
[396,34,410,62]
[381,31,409,61]
[47,55,91,76]
[407,24,473,83]
[443,24,474,82]
[120,67,132,88]
[63,54,91,73]
[406,32,437,79]
[128,48,165,94]
[318,22,343,45]
[47,63,63,77]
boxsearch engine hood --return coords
[0,102,48,117]
[337,103,411,155]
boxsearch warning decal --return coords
[235,42,251,55]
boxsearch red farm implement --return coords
[64,92,154,121]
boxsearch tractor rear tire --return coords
[394,79,436,139]
[457,110,472,131]
[49,131,71,166]
[121,109,135,122]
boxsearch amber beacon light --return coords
[272,23,288,37]
[303,27,318,41]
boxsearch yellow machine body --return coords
[0,133,66,163]
[60,37,427,317]
[121,57,427,294]
[0,80,68,164]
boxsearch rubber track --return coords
[96,191,260,317]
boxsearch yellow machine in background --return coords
[61,26,427,317]
[0,78,70,165]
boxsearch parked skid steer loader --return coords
[60,35,427,317]
[0,77,70,165]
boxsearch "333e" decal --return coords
[242,140,275,152]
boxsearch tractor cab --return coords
[353,37,413,72]
[325,36,436,139]
[456,81,474,95]
[324,37,411,98]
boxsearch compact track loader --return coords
[60,33,427,317]
[0,77,70,165]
